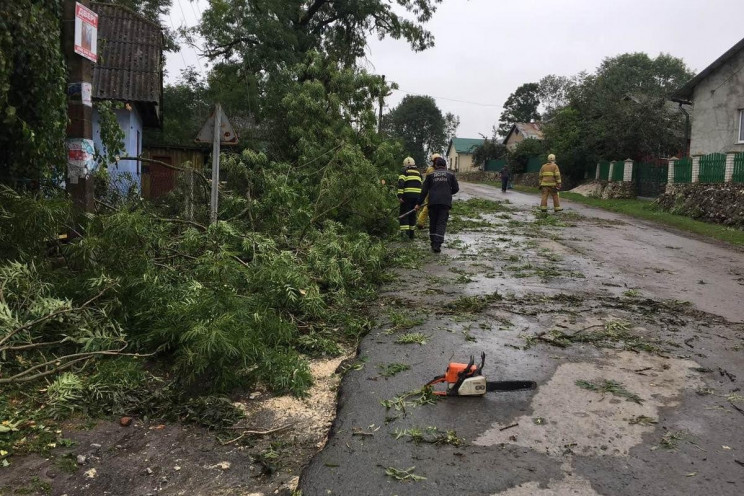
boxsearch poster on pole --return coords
[66,138,96,184]
[74,2,98,63]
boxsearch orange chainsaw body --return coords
[443,362,478,383]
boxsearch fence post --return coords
[691,155,701,183]
[595,162,600,180]
[608,161,615,182]
[623,159,633,182]
[667,157,677,184]
[725,152,735,182]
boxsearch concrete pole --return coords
[667,158,676,184]
[725,152,735,182]
[692,155,701,183]
[608,162,615,182]
[63,0,95,213]
[623,159,633,182]
[595,162,600,180]
[210,104,222,224]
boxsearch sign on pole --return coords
[74,2,98,63]
[195,106,239,145]
[196,105,238,224]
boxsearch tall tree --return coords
[577,52,693,160]
[383,95,448,167]
[537,73,586,121]
[497,83,541,137]
[444,112,460,144]
[198,0,442,68]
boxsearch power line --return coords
[392,87,502,108]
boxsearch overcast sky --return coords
[164,0,744,139]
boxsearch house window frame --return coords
[739,109,744,143]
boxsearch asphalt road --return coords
[298,183,744,496]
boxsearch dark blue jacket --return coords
[418,168,459,207]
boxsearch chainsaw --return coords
[425,352,536,396]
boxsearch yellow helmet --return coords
[548,154,556,162]
[403,157,415,167]
[431,153,442,162]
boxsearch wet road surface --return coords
[298,182,744,496]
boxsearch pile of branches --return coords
[0,55,404,433]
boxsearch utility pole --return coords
[210,103,223,224]
[378,75,385,133]
[62,0,96,213]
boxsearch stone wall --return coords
[657,183,744,227]
[569,180,636,199]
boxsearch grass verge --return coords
[513,185,744,246]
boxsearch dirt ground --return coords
[2,183,743,496]
[0,354,351,496]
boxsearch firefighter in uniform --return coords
[416,153,441,229]
[398,156,422,239]
[415,156,459,252]
[539,153,563,213]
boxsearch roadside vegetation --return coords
[0,0,449,470]
[513,186,744,246]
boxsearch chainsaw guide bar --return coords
[425,352,536,396]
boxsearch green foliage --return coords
[93,101,126,167]
[0,0,67,186]
[378,363,411,378]
[497,83,541,137]
[575,379,643,404]
[383,95,450,166]
[472,136,508,167]
[508,138,547,174]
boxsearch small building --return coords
[673,36,744,155]
[91,2,164,193]
[141,146,208,199]
[446,137,484,173]
[502,122,544,151]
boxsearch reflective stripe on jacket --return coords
[397,167,423,198]
[539,163,562,187]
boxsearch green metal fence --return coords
[587,163,598,179]
[673,157,692,183]
[733,153,744,182]
[525,156,542,173]
[698,153,726,183]
[635,162,668,197]
[484,158,507,172]
[598,160,610,180]
[611,161,625,181]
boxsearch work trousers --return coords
[399,198,417,237]
[501,177,509,192]
[428,204,451,249]
[540,186,562,211]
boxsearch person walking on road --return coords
[415,156,459,253]
[398,156,423,239]
[539,153,563,213]
[500,165,510,193]
[416,153,440,229]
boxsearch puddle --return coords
[474,351,703,457]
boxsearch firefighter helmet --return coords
[403,157,415,167]
[548,154,556,162]
[431,153,442,162]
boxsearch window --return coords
[739,110,744,143]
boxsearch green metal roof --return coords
[448,137,484,155]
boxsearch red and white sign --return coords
[74,2,98,63]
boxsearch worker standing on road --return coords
[416,153,440,229]
[398,156,423,239]
[500,165,510,193]
[415,156,459,253]
[539,154,563,213]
